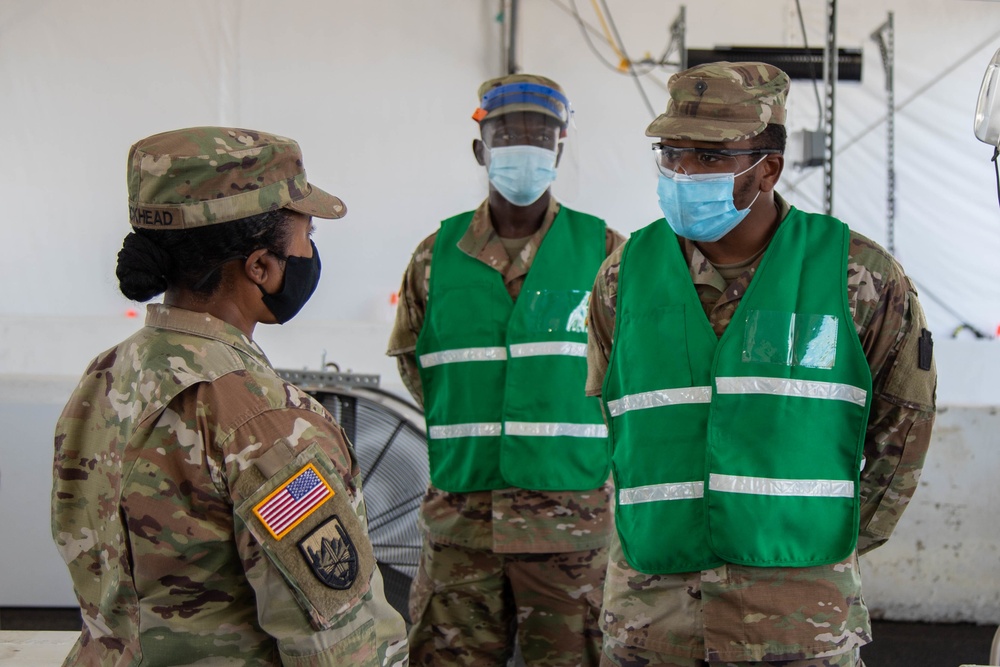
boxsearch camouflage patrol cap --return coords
[472,73,571,127]
[127,127,346,230]
[646,61,790,142]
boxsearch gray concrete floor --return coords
[862,620,997,667]
[1,608,995,666]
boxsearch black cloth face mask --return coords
[258,240,322,324]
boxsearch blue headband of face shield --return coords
[480,83,572,125]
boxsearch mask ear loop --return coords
[734,155,769,212]
[734,154,769,178]
[192,255,249,291]
[740,188,763,211]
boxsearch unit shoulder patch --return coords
[298,515,360,589]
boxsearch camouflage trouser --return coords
[600,639,863,667]
[407,536,607,666]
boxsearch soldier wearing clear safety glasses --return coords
[587,62,937,667]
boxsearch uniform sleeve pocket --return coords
[235,444,376,630]
[881,293,936,409]
[278,619,378,666]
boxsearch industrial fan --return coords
[277,368,427,622]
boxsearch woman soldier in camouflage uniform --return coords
[52,127,408,666]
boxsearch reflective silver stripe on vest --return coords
[419,346,507,368]
[509,342,588,358]
[505,421,608,438]
[709,473,854,498]
[428,422,502,439]
[607,386,712,417]
[618,481,704,505]
[715,376,867,407]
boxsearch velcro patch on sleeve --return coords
[237,444,375,629]
[882,299,936,409]
[253,463,334,540]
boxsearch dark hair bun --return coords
[116,231,172,302]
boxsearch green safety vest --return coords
[603,208,872,574]
[416,206,610,493]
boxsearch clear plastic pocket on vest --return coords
[520,289,591,334]
[742,310,839,369]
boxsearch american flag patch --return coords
[253,463,334,540]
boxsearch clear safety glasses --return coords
[652,143,782,177]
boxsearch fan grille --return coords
[315,388,428,622]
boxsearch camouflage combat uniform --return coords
[53,304,408,666]
[388,197,626,666]
[586,194,937,666]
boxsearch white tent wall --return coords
[1,0,998,623]
[3,0,999,333]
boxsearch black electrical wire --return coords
[596,0,657,118]
[992,146,1000,210]
[655,24,680,67]
[911,278,992,339]
[565,0,660,77]
[793,0,824,131]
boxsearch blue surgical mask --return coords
[486,145,558,206]
[656,159,763,242]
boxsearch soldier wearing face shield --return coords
[586,62,937,667]
[387,74,626,666]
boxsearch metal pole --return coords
[676,6,687,71]
[887,13,895,256]
[870,13,896,255]
[500,0,508,74]
[507,0,519,75]
[822,0,838,216]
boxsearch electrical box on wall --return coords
[788,129,825,169]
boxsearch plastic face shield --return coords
[474,83,578,200]
[974,46,1000,147]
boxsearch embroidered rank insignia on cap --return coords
[298,515,360,589]
[253,463,334,540]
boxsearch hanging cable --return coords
[992,146,1000,209]
[552,0,668,79]
[596,0,657,118]
[565,0,660,76]
[911,279,992,339]
[567,0,631,74]
[588,0,626,67]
